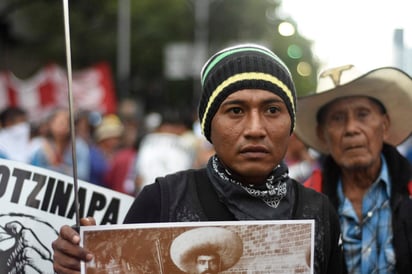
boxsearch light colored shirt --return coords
[337,156,395,274]
[0,122,31,162]
[135,133,195,189]
[30,137,90,181]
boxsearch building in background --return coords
[393,28,412,162]
[393,29,412,75]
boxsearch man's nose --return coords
[244,111,265,138]
[344,115,360,134]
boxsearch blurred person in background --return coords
[284,133,319,183]
[75,110,101,146]
[0,106,31,162]
[29,107,90,181]
[87,114,124,187]
[397,135,412,165]
[117,99,142,149]
[104,138,139,195]
[134,107,197,193]
[104,100,142,195]
[27,113,50,164]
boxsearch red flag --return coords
[0,62,117,120]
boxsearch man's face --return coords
[210,89,291,185]
[195,254,220,274]
[317,96,389,171]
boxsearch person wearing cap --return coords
[170,227,243,274]
[88,114,124,187]
[51,43,343,274]
[295,64,412,274]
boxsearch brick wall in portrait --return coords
[226,223,312,274]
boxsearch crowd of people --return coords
[0,85,410,198]
[0,99,216,196]
[1,42,412,274]
[0,100,341,195]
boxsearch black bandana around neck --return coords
[206,155,295,220]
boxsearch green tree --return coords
[0,0,318,113]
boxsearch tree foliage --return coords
[0,0,319,113]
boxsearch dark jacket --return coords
[124,168,343,274]
[304,143,412,274]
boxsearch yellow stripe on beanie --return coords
[201,72,295,134]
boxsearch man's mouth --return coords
[344,144,365,152]
[239,146,270,160]
[240,145,269,154]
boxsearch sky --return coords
[279,0,412,72]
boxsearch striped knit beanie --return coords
[199,43,297,143]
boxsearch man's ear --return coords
[316,125,326,144]
[316,124,329,153]
[382,113,390,141]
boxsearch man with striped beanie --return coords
[198,43,296,142]
[52,43,343,274]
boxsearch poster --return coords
[81,220,314,274]
[0,159,134,273]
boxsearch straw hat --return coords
[170,227,243,273]
[295,64,412,154]
[94,114,124,142]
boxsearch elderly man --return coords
[52,43,343,274]
[170,227,243,274]
[296,64,412,274]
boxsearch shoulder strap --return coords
[193,169,235,221]
[158,177,170,222]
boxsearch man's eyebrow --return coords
[222,98,285,105]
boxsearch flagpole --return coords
[62,0,80,229]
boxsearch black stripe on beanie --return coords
[198,44,296,143]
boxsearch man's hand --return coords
[52,217,96,274]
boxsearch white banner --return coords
[0,158,134,274]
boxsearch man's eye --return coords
[358,110,369,118]
[229,107,242,114]
[331,114,344,122]
[267,106,279,114]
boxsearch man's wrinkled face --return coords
[210,89,292,185]
[317,96,389,170]
[195,254,220,274]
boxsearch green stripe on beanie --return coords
[198,43,297,143]
[201,46,289,85]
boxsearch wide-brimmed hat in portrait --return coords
[170,227,243,273]
[295,64,412,154]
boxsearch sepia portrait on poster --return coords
[80,220,314,274]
